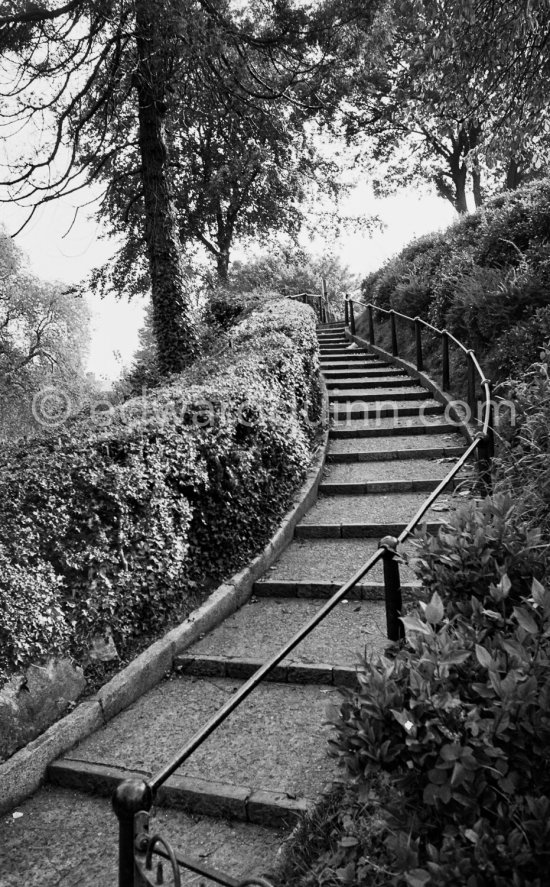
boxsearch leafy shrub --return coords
[0,549,69,684]
[493,343,550,540]
[323,495,550,886]
[0,298,321,677]
[492,305,550,377]
[413,495,546,617]
[360,178,550,382]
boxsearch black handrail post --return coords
[414,317,423,371]
[379,536,404,642]
[113,779,153,887]
[350,300,356,335]
[467,351,476,423]
[368,305,375,345]
[344,296,349,326]
[442,331,450,391]
[390,310,398,356]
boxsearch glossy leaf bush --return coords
[0,298,321,682]
[323,497,550,886]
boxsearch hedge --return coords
[359,178,550,382]
[0,297,321,683]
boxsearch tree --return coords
[90,20,317,292]
[226,246,358,296]
[0,0,318,373]
[0,0,201,374]
[320,0,550,213]
[0,229,91,437]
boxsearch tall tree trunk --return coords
[134,0,198,375]
[472,168,483,208]
[506,157,522,190]
[216,250,230,281]
[452,161,468,214]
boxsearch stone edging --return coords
[0,379,330,816]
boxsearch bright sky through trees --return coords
[0,181,455,379]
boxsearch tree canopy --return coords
[0,229,91,437]
[320,0,550,212]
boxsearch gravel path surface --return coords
[300,491,455,525]
[323,458,471,483]
[329,432,465,454]
[63,678,340,799]
[0,786,284,887]
[188,597,387,664]
[265,538,419,584]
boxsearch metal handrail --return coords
[114,296,495,886]
[346,297,493,440]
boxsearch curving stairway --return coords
[2,322,472,887]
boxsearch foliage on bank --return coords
[361,178,550,381]
[280,498,550,887]
[0,298,321,684]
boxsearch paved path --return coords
[0,322,472,886]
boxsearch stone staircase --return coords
[2,322,471,887]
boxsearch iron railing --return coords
[344,297,494,485]
[290,278,335,324]
[112,294,495,886]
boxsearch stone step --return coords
[322,367,404,378]
[319,346,370,355]
[329,401,444,421]
[175,655,359,688]
[48,677,340,826]
[327,433,467,460]
[327,386,431,402]
[321,360,394,371]
[263,537,419,586]
[325,376,417,389]
[317,322,345,330]
[1,785,286,887]
[295,490,455,538]
[253,579,421,601]
[173,596,387,675]
[321,458,473,491]
[317,334,347,342]
[329,418,458,438]
[48,759,308,830]
[320,350,375,360]
[319,477,446,495]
